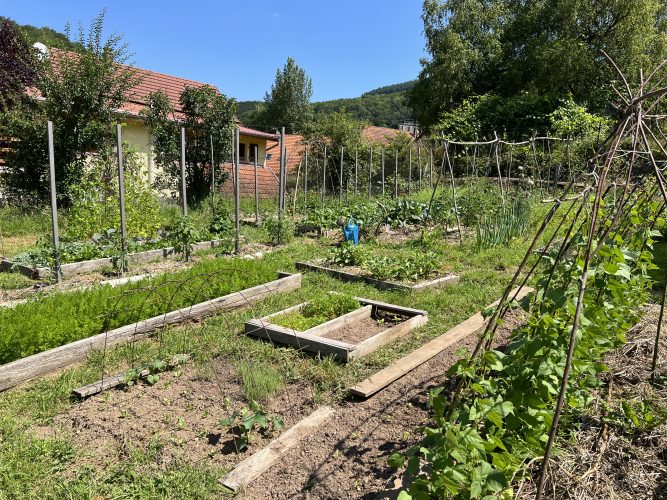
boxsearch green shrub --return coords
[329,242,366,267]
[171,215,199,261]
[263,214,294,245]
[67,145,161,240]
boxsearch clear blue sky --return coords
[0,0,426,102]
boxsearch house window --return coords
[239,143,247,161]
[249,143,259,163]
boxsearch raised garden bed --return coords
[295,261,459,291]
[1,238,229,279]
[244,296,427,362]
[0,271,301,391]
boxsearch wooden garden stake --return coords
[304,146,308,209]
[210,135,216,214]
[381,148,385,196]
[339,146,344,202]
[47,121,62,283]
[444,141,462,243]
[418,143,422,191]
[394,149,398,198]
[368,147,373,199]
[322,145,327,203]
[408,147,412,195]
[354,148,358,195]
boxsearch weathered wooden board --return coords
[295,261,459,291]
[220,406,335,491]
[349,286,534,398]
[245,320,355,361]
[349,314,428,360]
[0,273,302,392]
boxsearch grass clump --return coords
[237,360,284,401]
[0,272,33,290]
[273,293,360,331]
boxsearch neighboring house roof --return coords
[362,125,412,144]
[239,126,280,141]
[265,134,305,175]
[46,48,218,120]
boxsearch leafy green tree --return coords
[0,11,139,205]
[410,0,667,133]
[0,18,39,111]
[260,57,313,133]
[142,86,236,205]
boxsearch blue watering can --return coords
[343,218,359,245]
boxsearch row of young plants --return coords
[329,241,441,282]
[391,187,661,498]
[0,256,280,364]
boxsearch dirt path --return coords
[242,318,520,499]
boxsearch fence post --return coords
[322,145,327,203]
[368,147,373,199]
[394,150,398,198]
[254,144,259,224]
[304,146,308,209]
[180,126,188,216]
[235,127,241,253]
[354,148,358,196]
[339,146,344,202]
[278,127,285,244]
[408,147,412,196]
[418,143,422,191]
[47,121,61,283]
[210,135,215,215]
[381,148,385,196]
[429,144,434,190]
[116,124,128,274]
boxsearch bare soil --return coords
[240,310,526,499]
[321,315,403,345]
[40,357,315,475]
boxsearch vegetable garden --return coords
[1,66,667,500]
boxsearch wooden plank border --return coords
[1,239,230,279]
[220,406,335,491]
[349,286,534,398]
[295,261,459,291]
[0,273,302,392]
[244,297,428,362]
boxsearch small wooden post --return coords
[47,121,61,283]
[278,127,285,245]
[234,127,241,253]
[210,135,215,214]
[322,145,327,203]
[278,128,284,211]
[394,149,398,198]
[368,147,373,199]
[180,126,188,216]
[381,148,385,196]
[339,146,344,202]
[408,147,412,196]
[254,144,259,224]
[493,131,505,203]
[116,124,128,274]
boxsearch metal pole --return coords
[254,145,259,224]
[429,144,433,189]
[354,148,358,196]
[47,121,61,283]
[394,150,398,198]
[339,146,344,202]
[322,145,327,203]
[234,127,240,253]
[368,147,373,199]
[408,147,412,196]
[304,146,308,208]
[418,143,422,191]
[278,127,285,245]
[180,126,188,216]
[278,128,284,211]
[381,148,385,196]
[116,124,128,274]
[210,135,215,214]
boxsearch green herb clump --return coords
[0,258,278,364]
[272,293,360,332]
